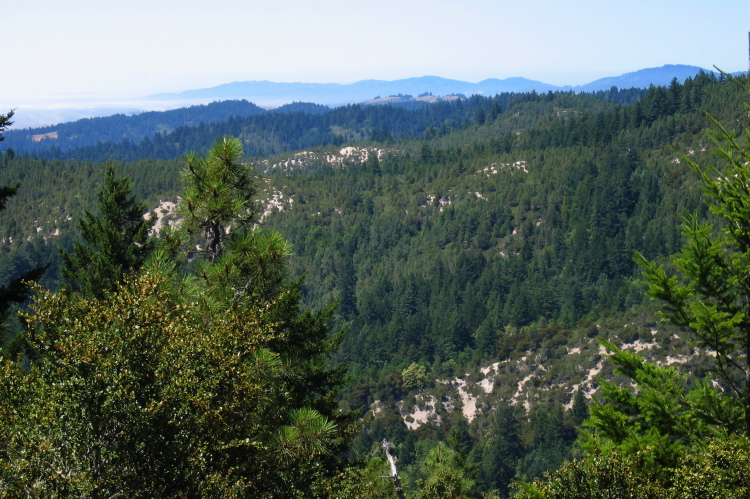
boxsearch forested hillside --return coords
[1,71,749,496]
[253,72,749,494]
[3,100,267,153]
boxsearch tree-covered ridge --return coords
[3,84,652,162]
[2,100,267,152]
[249,75,747,494]
[5,70,722,167]
[0,74,741,380]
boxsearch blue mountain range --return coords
[148,65,712,106]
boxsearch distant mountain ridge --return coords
[148,75,559,106]
[148,65,711,106]
[8,65,716,129]
[575,64,713,92]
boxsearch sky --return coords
[3,0,750,112]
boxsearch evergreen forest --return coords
[2,71,750,497]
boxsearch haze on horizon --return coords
[4,0,749,113]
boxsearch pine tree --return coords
[178,135,257,263]
[571,388,589,425]
[163,136,353,491]
[60,164,154,298]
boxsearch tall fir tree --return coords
[0,110,19,210]
[60,164,154,298]
[479,400,522,495]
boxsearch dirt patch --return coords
[31,131,58,142]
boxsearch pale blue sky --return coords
[4,0,750,108]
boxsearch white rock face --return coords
[265,147,389,172]
[400,395,441,430]
[147,199,179,235]
[258,189,294,223]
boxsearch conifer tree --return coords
[571,388,589,425]
[60,164,154,298]
[635,82,750,437]
[0,110,18,210]
[179,135,257,263]
[479,400,522,495]
[0,109,46,352]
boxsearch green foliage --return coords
[60,164,155,298]
[174,137,354,478]
[513,437,750,499]
[521,404,575,481]
[2,76,750,495]
[166,136,292,315]
[0,263,343,497]
[244,76,745,493]
[669,437,750,498]
[1,100,268,158]
[0,264,46,354]
[513,443,666,499]
[525,77,750,497]
[325,458,400,498]
[0,110,18,211]
[4,84,653,163]
[0,154,182,297]
[571,388,589,425]
[0,134,352,496]
[254,75,749,382]
[478,400,523,495]
[0,110,47,353]
[402,362,428,390]
[412,442,475,499]
[0,110,11,139]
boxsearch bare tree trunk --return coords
[382,439,406,499]
[205,221,223,263]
